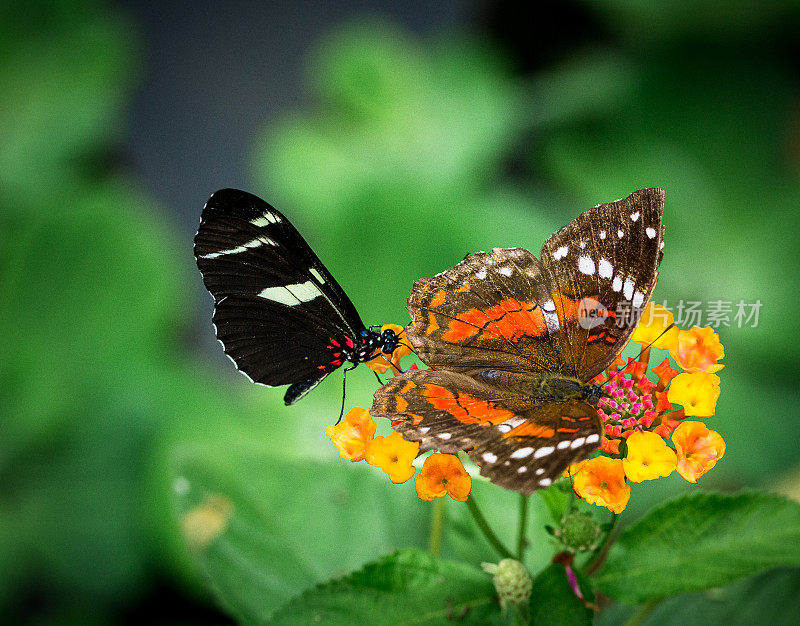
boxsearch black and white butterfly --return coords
[194,189,399,406]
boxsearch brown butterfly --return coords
[372,189,665,494]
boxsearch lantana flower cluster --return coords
[326,407,472,501]
[326,326,471,502]
[568,304,726,513]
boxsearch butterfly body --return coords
[194,188,394,406]
[372,188,665,494]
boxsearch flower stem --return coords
[586,512,619,576]
[623,598,661,626]
[465,496,514,559]
[429,497,445,557]
[516,493,528,560]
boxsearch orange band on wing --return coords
[429,290,447,308]
[425,312,439,336]
[423,384,514,425]
[440,298,546,343]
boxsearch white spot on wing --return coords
[499,266,513,276]
[598,258,613,279]
[258,280,323,305]
[632,290,645,308]
[419,427,430,434]
[646,227,657,239]
[251,213,279,227]
[535,468,545,475]
[309,268,324,283]
[482,452,497,463]
[475,268,487,279]
[617,229,624,238]
[199,237,274,259]
[557,440,571,449]
[623,279,634,301]
[511,447,534,459]
[553,245,569,260]
[630,211,640,222]
[437,432,452,440]
[534,446,554,458]
[570,437,586,449]
[586,434,600,444]
[517,466,528,474]
[600,230,606,239]
[612,276,623,292]
[578,256,595,275]
[539,478,552,487]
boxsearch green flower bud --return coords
[482,558,531,605]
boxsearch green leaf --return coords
[529,564,593,625]
[594,492,800,604]
[598,567,800,626]
[270,549,498,625]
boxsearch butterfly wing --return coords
[372,369,601,495]
[406,247,567,375]
[540,188,665,380]
[194,189,367,403]
[405,189,665,382]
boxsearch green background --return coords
[2,0,800,623]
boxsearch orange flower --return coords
[415,453,472,502]
[365,324,412,375]
[670,326,724,373]
[325,406,377,462]
[668,372,721,417]
[672,421,726,483]
[365,431,419,483]
[571,457,630,514]
[622,430,677,482]
[631,303,679,351]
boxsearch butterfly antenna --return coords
[602,322,676,389]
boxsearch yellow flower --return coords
[325,406,376,462]
[365,324,412,375]
[667,371,721,417]
[571,457,630,514]
[622,430,677,482]
[670,326,724,373]
[365,431,419,483]
[631,303,679,351]
[672,421,726,483]
[415,453,472,502]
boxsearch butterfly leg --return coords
[336,364,359,425]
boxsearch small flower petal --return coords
[672,421,726,483]
[668,371,721,417]
[571,456,631,514]
[631,303,679,351]
[365,430,419,483]
[670,326,724,373]
[622,430,677,482]
[415,453,472,501]
[325,406,376,462]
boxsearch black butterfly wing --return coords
[539,188,665,380]
[194,189,367,403]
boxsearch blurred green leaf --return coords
[270,549,498,625]
[0,0,135,200]
[172,446,430,621]
[594,492,800,603]
[598,567,800,626]
[529,564,593,626]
